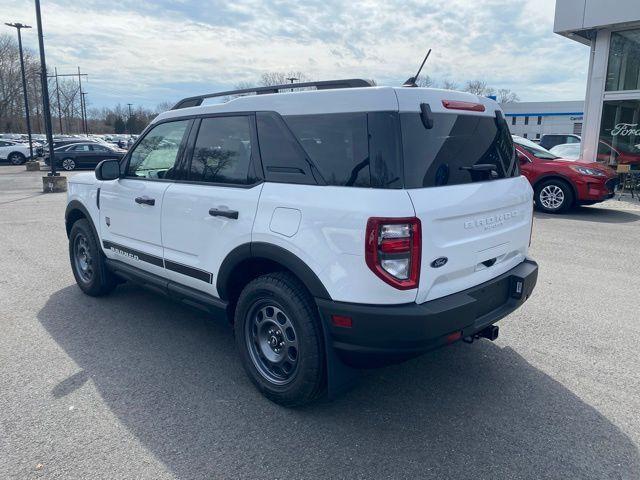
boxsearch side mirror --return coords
[95,159,120,181]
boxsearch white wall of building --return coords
[502,101,584,140]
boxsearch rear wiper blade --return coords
[459,163,497,171]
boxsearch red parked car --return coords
[513,136,618,214]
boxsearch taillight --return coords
[365,217,421,290]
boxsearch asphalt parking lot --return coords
[1,164,639,480]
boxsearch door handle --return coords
[135,196,155,206]
[209,208,238,219]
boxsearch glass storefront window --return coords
[598,99,640,165]
[606,29,640,92]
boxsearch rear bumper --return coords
[316,259,538,361]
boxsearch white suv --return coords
[0,140,33,164]
[65,79,538,406]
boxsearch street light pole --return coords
[34,0,58,177]
[5,22,34,159]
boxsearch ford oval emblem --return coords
[431,257,448,268]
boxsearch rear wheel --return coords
[9,152,26,165]
[234,272,325,407]
[69,219,117,296]
[62,158,76,171]
[535,179,574,213]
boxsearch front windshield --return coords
[512,135,558,159]
[551,144,581,160]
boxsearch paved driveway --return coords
[1,165,639,479]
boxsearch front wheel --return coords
[69,219,117,296]
[9,152,26,165]
[62,158,76,171]
[234,272,325,407]
[535,179,574,214]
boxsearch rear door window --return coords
[188,116,254,185]
[401,112,518,188]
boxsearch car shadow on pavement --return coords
[535,205,640,224]
[38,284,639,480]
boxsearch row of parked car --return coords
[0,134,136,169]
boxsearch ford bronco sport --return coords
[65,79,538,406]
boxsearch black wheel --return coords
[61,158,76,171]
[535,179,574,213]
[69,219,117,296]
[234,272,325,407]
[9,152,26,165]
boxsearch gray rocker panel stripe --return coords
[102,240,213,284]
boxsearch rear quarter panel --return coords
[253,183,418,304]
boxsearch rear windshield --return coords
[401,112,518,188]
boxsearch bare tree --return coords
[440,79,459,91]
[497,88,520,103]
[464,80,496,97]
[259,71,311,87]
[416,75,435,88]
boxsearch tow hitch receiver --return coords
[463,325,500,344]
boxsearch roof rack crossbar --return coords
[171,78,373,110]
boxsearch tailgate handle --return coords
[482,258,497,268]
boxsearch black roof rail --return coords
[171,78,374,110]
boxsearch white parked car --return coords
[0,139,34,164]
[549,143,581,160]
[64,79,538,406]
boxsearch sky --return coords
[2,0,591,109]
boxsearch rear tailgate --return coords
[408,177,532,303]
[395,87,533,303]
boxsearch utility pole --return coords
[127,103,133,135]
[5,22,34,159]
[77,67,86,135]
[34,0,58,177]
[81,92,88,134]
[54,67,63,134]
[47,70,88,135]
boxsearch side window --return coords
[367,112,402,189]
[188,116,253,185]
[256,112,314,184]
[0,141,7,147]
[597,142,613,155]
[567,136,579,144]
[284,113,369,187]
[127,120,190,179]
[511,116,516,126]
[93,144,109,152]
[73,144,91,152]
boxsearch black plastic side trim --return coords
[216,243,331,301]
[65,200,99,240]
[105,259,227,315]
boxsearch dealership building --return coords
[554,0,640,164]
[502,101,584,141]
